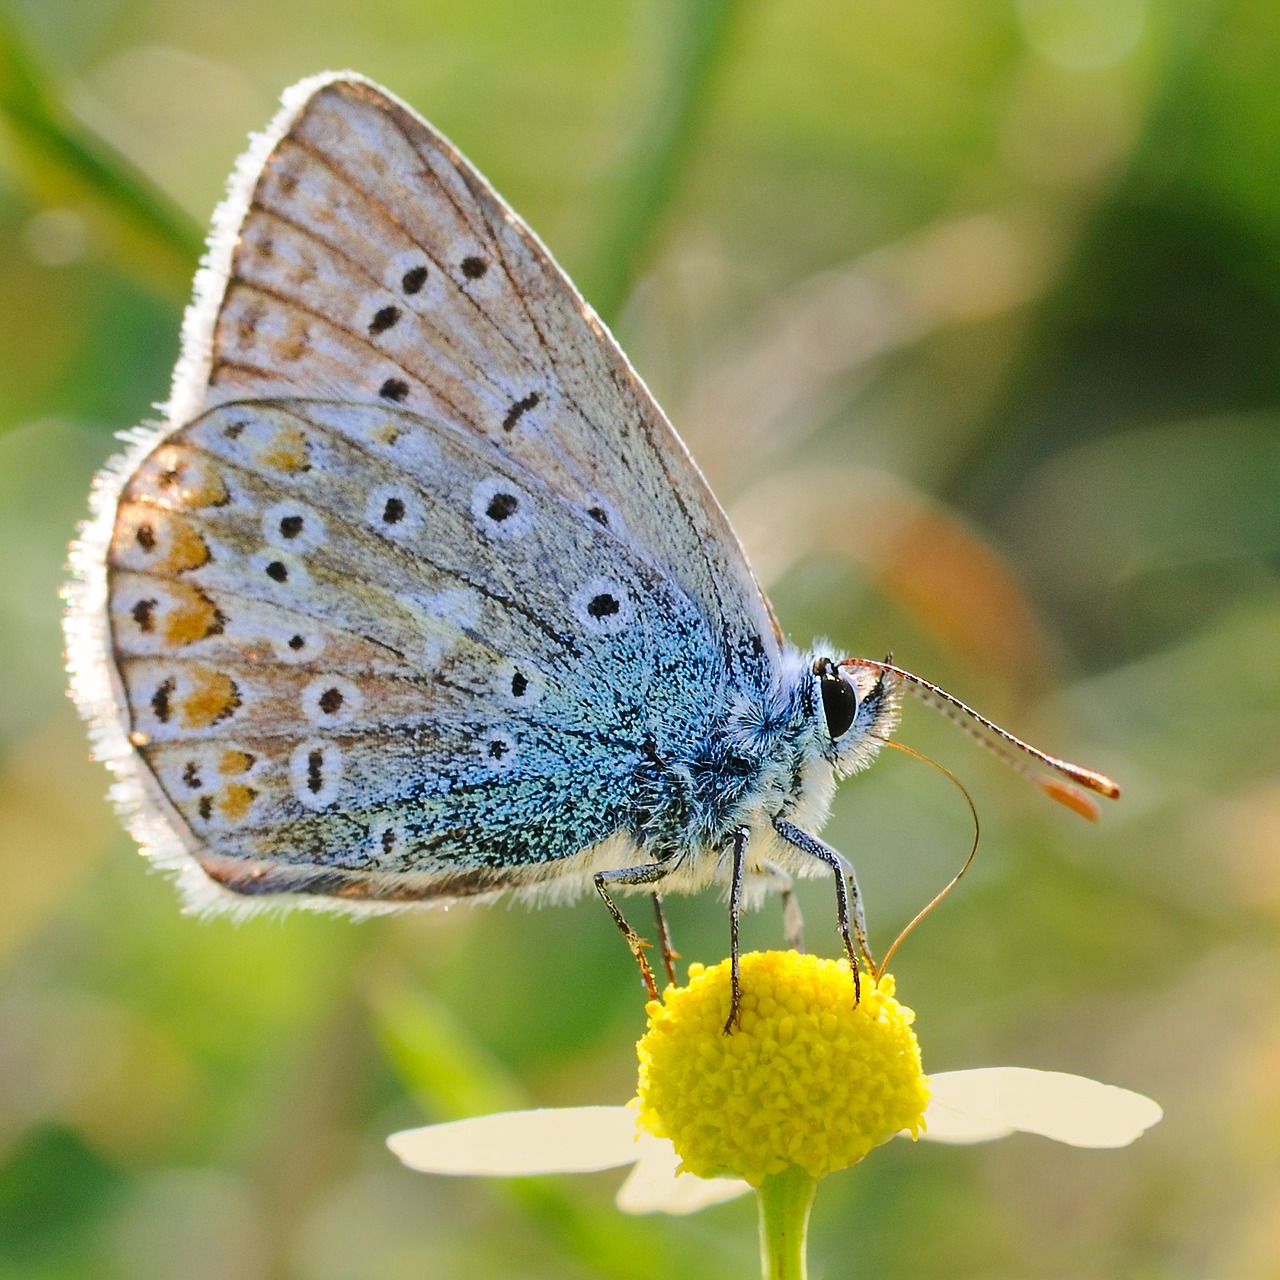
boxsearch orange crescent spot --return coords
[178,667,241,729]
[156,515,211,573]
[259,422,311,473]
[217,782,257,823]
[219,749,256,776]
[182,464,230,509]
[161,582,224,646]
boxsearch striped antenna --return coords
[839,657,1120,821]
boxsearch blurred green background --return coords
[1,0,1277,1276]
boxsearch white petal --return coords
[388,1106,642,1175]
[914,1106,1016,1143]
[615,1134,752,1215]
[919,1068,1163,1148]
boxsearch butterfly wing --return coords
[66,73,777,912]
[95,397,722,904]
[178,73,781,681]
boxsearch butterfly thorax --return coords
[625,645,899,875]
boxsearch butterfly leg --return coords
[772,818,871,1004]
[724,826,749,1033]
[759,860,805,952]
[595,863,670,1000]
[652,894,680,987]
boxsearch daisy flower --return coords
[388,951,1160,1277]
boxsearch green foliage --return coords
[0,0,1276,1275]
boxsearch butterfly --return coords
[65,73,1119,1020]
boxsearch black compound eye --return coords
[819,667,859,739]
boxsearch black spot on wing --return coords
[131,598,157,633]
[502,391,540,432]
[485,492,519,521]
[368,305,401,335]
[152,677,175,723]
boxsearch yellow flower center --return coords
[634,951,930,1187]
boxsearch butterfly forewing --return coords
[192,76,779,684]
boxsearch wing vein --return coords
[246,199,518,408]
[284,130,546,381]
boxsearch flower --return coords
[636,952,928,1184]
[387,951,1161,1215]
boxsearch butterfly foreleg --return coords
[724,826,749,1033]
[772,818,872,1004]
[594,862,672,1000]
[757,860,805,953]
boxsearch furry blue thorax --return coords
[626,645,901,878]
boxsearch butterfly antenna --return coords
[840,657,1120,820]
[872,738,980,978]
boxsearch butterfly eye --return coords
[818,664,859,740]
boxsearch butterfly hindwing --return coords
[104,399,723,902]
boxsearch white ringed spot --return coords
[497,660,545,708]
[250,550,309,591]
[364,297,404,338]
[583,497,623,535]
[290,740,343,809]
[481,729,517,771]
[458,251,490,283]
[571,577,633,636]
[471,476,534,539]
[301,676,362,726]
[262,501,326,551]
[388,250,439,303]
[370,817,409,866]
[365,483,424,538]
[271,627,326,664]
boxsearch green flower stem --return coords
[756,1167,817,1280]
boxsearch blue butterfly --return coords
[65,74,1118,1022]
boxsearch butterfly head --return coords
[811,654,901,776]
